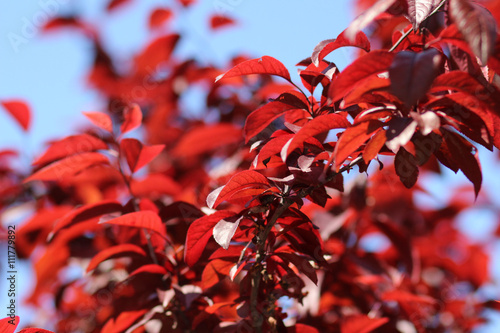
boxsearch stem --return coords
[250,199,293,333]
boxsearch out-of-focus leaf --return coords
[1,99,31,131]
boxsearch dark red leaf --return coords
[1,100,31,131]
[120,104,142,135]
[18,329,55,333]
[210,15,236,30]
[185,210,237,267]
[33,134,108,166]
[83,111,113,132]
[244,101,299,142]
[329,51,395,103]
[450,0,497,64]
[282,113,350,160]
[149,8,173,30]
[312,30,370,67]
[207,170,270,209]
[389,49,443,107]
[407,0,443,29]
[216,56,291,83]
[274,252,318,284]
[101,211,166,237]
[173,123,242,157]
[86,244,147,272]
[344,0,397,40]
[24,152,109,183]
[333,120,384,171]
[120,138,165,173]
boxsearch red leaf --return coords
[340,315,389,333]
[207,170,270,209]
[282,113,350,160]
[389,49,442,107]
[120,138,165,173]
[173,123,242,158]
[86,244,147,272]
[129,264,168,277]
[106,0,132,12]
[0,316,18,333]
[216,56,291,83]
[33,134,107,166]
[344,0,397,40]
[24,152,109,183]
[130,174,181,197]
[329,51,395,103]
[312,30,370,67]
[83,111,113,132]
[134,34,180,75]
[274,252,318,284]
[363,129,387,163]
[450,0,497,64]
[382,290,436,304]
[1,100,31,131]
[202,260,234,289]
[287,324,320,333]
[333,120,384,171]
[120,104,142,135]
[185,210,237,267]
[18,329,54,333]
[407,0,443,29]
[101,211,166,236]
[210,15,236,30]
[149,8,173,30]
[244,101,299,142]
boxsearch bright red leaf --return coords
[134,34,180,75]
[100,211,166,237]
[244,101,299,142]
[120,104,143,135]
[312,30,370,66]
[1,100,31,131]
[216,56,292,83]
[86,244,147,272]
[120,138,165,173]
[149,8,173,30]
[340,315,389,333]
[83,111,113,132]
[210,15,236,30]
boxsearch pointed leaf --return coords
[83,111,113,132]
[334,120,384,170]
[33,134,108,166]
[244,101,299,142]
[134,34,180,75]
[213,216,243,249]
[25,152,109,183]
[120,104,142,135]
[341,315,389,333]
[185,211,237,267]
[282,113,350,160]
[120,138,165,173]
[209,170,270,209]
[149,8,173,30]
[18,329,55,333]
[389,49,442,107]
[407,0,443,29]
[210,15,236,30]
[329,51,395,103]
[101,211,166,236]
[312,30,370,67]
[0,316,19,333]
[216,56,291,83]
[450,0,497,64]
[1,100,31,131]
[87,244,147,272]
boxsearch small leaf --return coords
[87,244,147,272]
[0,316,19,333]
[329,51,395,103]
[282,113,350,160]
[389,49,442,107]
[213,216,243,249]
[25,152,109,183]
[216,56,291,83]
[334,120,385,170]
[101,211,166,236]
[149,8,173,30]
[344,0,396,41]
[1,99,31,131]
[120,138,165,173]
[106,0,131,11]
[210,15,236,30]
[83,111,113,132]
[209,170,270,209]
[185,211,237,267]
[312,30,370,67]
[407,0,443,29]
[33,134,108,166]
[395,147,419,188]
[450,0,497,64]
[244,101,298,142]
[120,104,142,134]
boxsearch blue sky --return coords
[1,0,500,331]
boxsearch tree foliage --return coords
[3,0,500,332]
